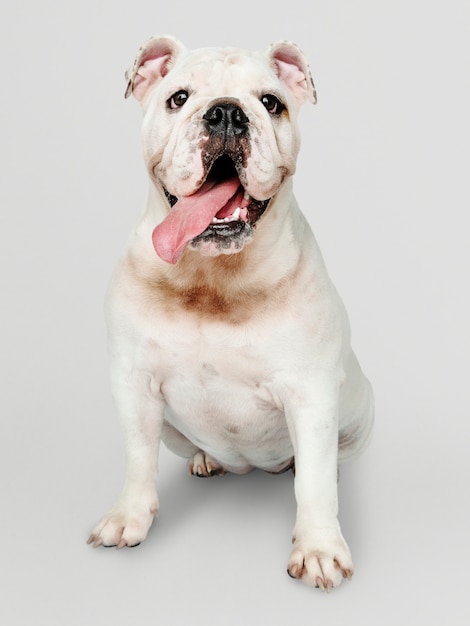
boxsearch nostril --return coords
[203,102,249,137]
[232,107,249,127]
[204,105,225,126]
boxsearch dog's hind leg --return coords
[188,451,226,477]
[161,421,226,477]
[337,351,374,465]
[161,420,199,457]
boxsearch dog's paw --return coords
[87,495,158,549]
[287,527,353,592]
[188,451,226,477]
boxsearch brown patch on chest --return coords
[128,248,295,324]
[155,253,267,323]
[161,281,250,319]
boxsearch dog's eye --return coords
[261,94,285,115]
[168,90,189,109]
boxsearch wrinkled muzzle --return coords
[152,100,271,264]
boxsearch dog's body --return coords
[88,37,374,591]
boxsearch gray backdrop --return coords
[2,1,469,624]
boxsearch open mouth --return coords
[194,155,269,234]
[153,155,270,264]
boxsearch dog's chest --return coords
[158,330,277,418]
[148,322,292,460]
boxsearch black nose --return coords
[203,102,249,137]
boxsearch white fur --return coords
[89,37,374,591]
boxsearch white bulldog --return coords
[88,36,374,591]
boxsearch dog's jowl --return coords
[88,36,374,591]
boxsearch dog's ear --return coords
[266,41,317,105]
[125,36,185,101]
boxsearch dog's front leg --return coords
[88,356,162,549]
[284,381,353,591]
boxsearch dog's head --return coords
[125,36,316,264]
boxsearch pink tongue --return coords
[152,177,244,264]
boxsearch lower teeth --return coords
[212,207,241,224]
